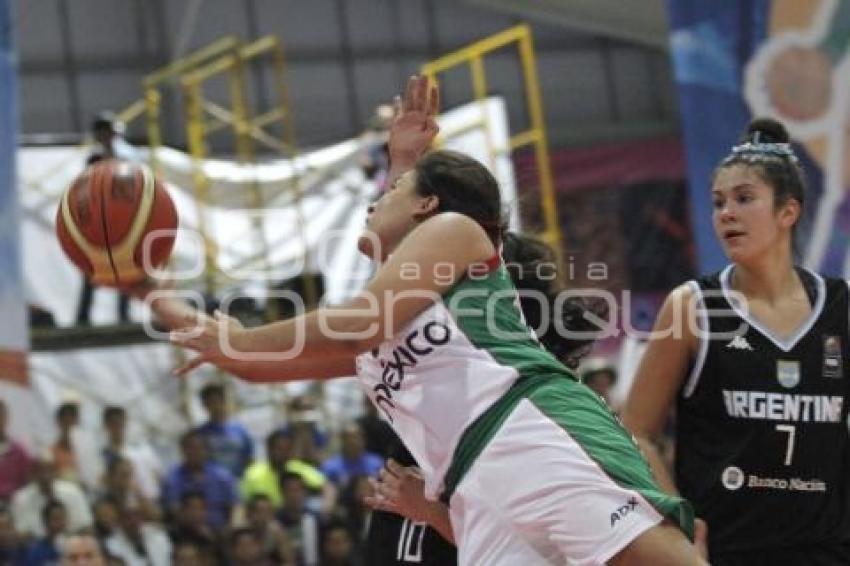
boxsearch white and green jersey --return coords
[355,259,574,500]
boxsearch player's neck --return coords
[731,250,798,305]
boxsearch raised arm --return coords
[385,75,440,188]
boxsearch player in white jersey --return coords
[147,76,703,565]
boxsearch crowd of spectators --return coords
[0,383,393,566]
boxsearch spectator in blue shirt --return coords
[196,384,254,477]
[320,424,383,489]
[162,430,238,530]
[0,507,27,565]
[26,500,66,565]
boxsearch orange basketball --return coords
[56,160,178,288]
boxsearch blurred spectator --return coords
[196,384,254,477]
[25,500,67,565]
[321,520,361,566]
[285,395,328,465]
[321,424,383,489]
[0,399,32,502]
[356,400,395,459]
[103,505,170,566]
[0,506,27,564]
[359,103,393,187]
[579,358,618,408]
[60,533,107,566]
[98,457,159,522]
[52,402,82,483]
[98,406,162,501]
[276,473,320,566]
[244,494,294,564]
[241,429,335,515]
[337,475,373,548]
[76,111,135,327]
[29,304,57,329]
[227,527,270,566]
[11,458,92,537]
[170,541,204,566]
[161,430,237,530]
[166,493,223,566]
[92,497,120,549]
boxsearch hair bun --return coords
[743,117,790,144]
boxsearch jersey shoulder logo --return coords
[726,335,754,351]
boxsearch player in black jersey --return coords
[623,118,850,565]
[364,432,458,566]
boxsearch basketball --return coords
[55,160,178,288]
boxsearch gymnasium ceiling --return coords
[16,0,677,149]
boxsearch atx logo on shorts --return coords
[610,497,639,528]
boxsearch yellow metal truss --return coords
[421,24,563,255]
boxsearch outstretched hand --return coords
[365,458,431,523]
[170,309,246,376]
[388,75,440,167]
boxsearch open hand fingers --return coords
[173,355,208,377]
[393,94,403,119]
[427,83,440,117]
[413,75,428,112]
[385,458,405,477]
[369,474,400,504]
[170,318,218,351]
[364,493,400,515]
[403,76,417,111]
[403,75,434,114]
[213,309,244,330]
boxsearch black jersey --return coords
[364,434,457,566]
[676,266,850,562]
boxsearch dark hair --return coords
[716,118,806,237]
[105,456,131,477]
[265,428,293,451]
[200,383,225,402]
[180,429,207,448]
[42,499,66,524]
[279,471,305,488]
[93,495,121,510]
[102,405,125,423]
[91,111,118,134]
[229,526,260,546]
[502,232,604,368]
[414,150,506,244]
[246,493,272,509]
[322,518,354,537]
[180,491,206,506]
[56,402,79,422]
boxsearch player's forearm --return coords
[232,299,388,358]
[385,155,417,190]
[635,436,679,495]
